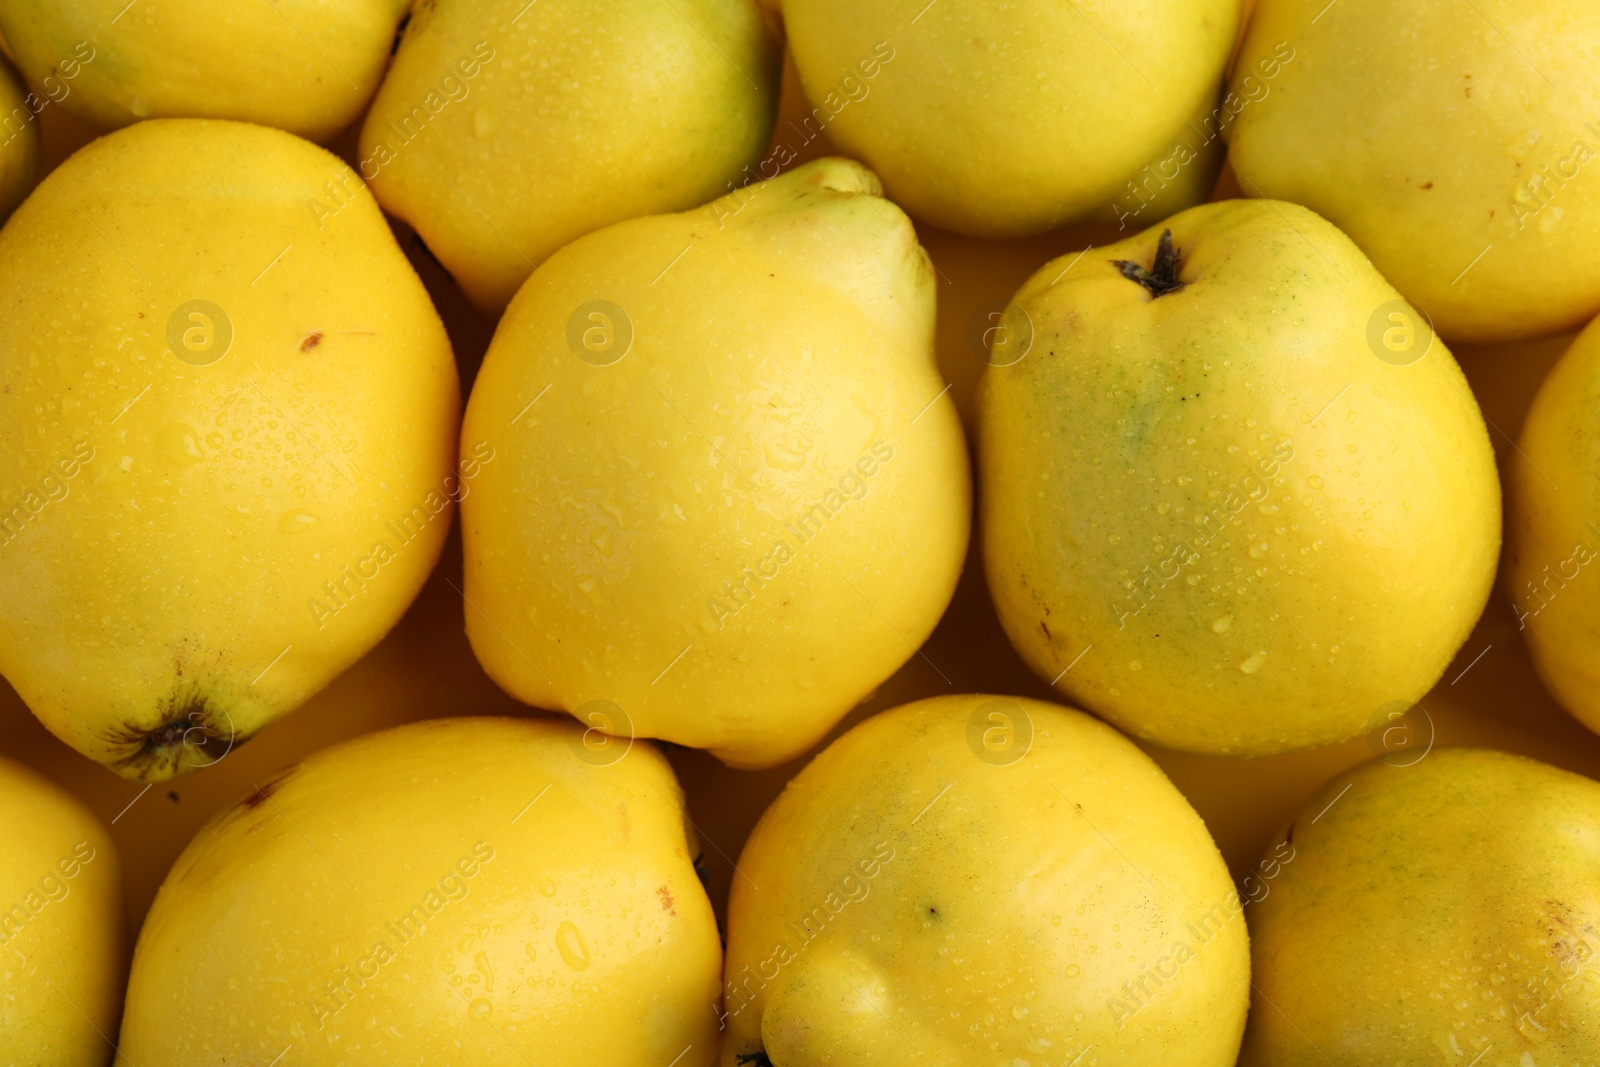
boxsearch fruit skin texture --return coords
[1240,748,1600,1064]
[0,52,38,224]
[1227,0,1600,344]
[1095,87,1231,236]
[721,694,1249,1066]
[0,0,408,142]
[779,0,1238,236]
[116,716,721,1066]
[360,0,781,313]
[0,119,459,780]
[979,200,1500,756]
[0,755,125,1065]
[1509,315,1600,732]
[460,158,970,770]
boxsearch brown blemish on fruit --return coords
[657,885,676,915]
[242,765,296,811]
[300,332,323,352]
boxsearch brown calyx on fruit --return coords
[110,698,239,780]
[1113,229,1185,298]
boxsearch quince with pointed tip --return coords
[460,157,970,769]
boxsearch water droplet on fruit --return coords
[555,921,590,971]
[1212,616,1232,633]
[1239,651,1267,674]
[156,423,204,467]
[474,106,502,139]
[278,509,319,534]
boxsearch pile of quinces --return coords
[2,0,1599,1064]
